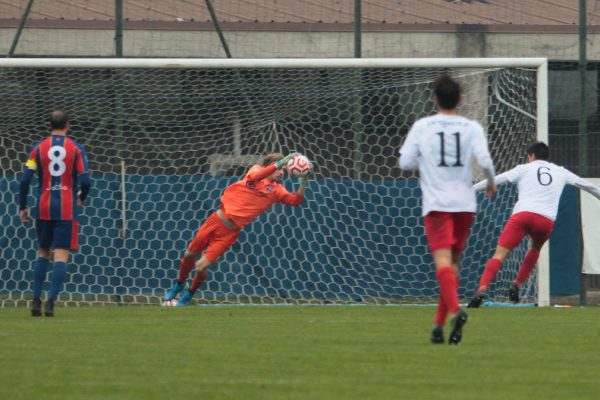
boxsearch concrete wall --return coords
[0,28,598,59]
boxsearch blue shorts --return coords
[36,220,78,250]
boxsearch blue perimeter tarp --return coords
[0,175,580,299]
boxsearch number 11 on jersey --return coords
[437,131,463,167]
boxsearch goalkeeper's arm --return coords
[296,175,309,196]
[246,153,297,181]
[278,175,310,207]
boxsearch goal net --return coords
[0,58,547,306]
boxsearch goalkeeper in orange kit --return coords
[163,152,310,306]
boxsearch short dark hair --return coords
[526,141,549,160]
[433,74,461,110]
[49,110,69,130]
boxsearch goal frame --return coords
[0,57,549,306]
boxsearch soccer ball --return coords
[162,299,178,307]
[287,155,311,177]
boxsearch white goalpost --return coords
[0,57,548,306]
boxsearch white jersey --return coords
[399,113,495,216]
[474,160,600,221]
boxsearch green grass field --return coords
[1,306,599,400]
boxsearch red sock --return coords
[434,272,460,326]
[436,266,459,315]
[478,258,502,292]
[434,296,448,326]
[177,257,195,283]
[189,270,208,293]
[515,249,540,286]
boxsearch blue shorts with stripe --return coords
[36,220,78,250]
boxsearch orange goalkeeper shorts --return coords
[188,211,241,263]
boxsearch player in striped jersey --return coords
[399,75,497,345]
[163,152,309,306]
[19,110,92,317]
[467,141,600,307]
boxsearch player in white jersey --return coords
[467,141,600,307]
[399,74,496,345]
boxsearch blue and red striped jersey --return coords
[24,134,90,221]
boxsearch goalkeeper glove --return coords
[275,153,298,170]
[299,175,310,189]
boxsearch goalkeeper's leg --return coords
[172,212,241,306]
[165,217,215,302]
[164,252,198,302]
[176,231,240,306]
[176,257,212,306]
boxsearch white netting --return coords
[0,60,539,306]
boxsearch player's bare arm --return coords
[19,208,30,225]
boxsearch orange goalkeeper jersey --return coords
[219,164,304,229]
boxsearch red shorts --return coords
[188,211,241,263]
[498,211,554,250]
[424,211,475,253]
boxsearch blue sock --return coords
[33,258,51,298]
[49,262,68,301]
